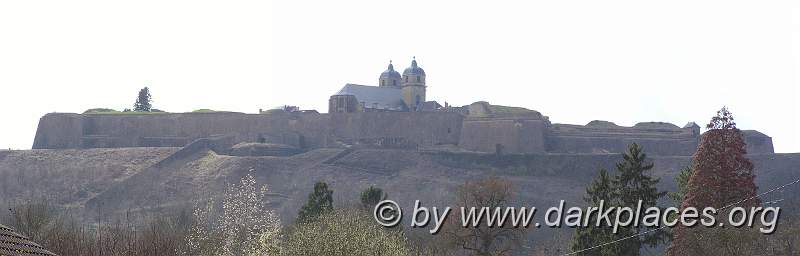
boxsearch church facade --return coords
[329,58,441,113]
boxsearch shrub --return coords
[83,108,119,114]
[184,170,282,256]
[280,209,410,256]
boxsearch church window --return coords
[417,76,421,82]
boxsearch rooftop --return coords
[334,83,407,111]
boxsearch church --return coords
[328,57,442,113]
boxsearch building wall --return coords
[32,113,84,149]
[401,85,426,111]
[32,112,463,150]
[32,112,775,155]
[459,118,547,154]
[329,95,359,113]
[33,112,331,150]
[328,112,462,147]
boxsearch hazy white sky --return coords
[1,1,798,152]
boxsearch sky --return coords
[0,0,798,153]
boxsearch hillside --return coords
[1,148,799,245]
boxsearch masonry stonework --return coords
[32,107,774,156]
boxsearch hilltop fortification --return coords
[33,58,774,155]
[32,101,774,156]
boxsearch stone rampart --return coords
[33,112,331,149]
[459,118,547,154]
[32,111,775,155]
[328,112,463,147]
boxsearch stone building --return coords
[329,57,438,113]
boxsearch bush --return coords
[83,108,120,114]
[1,200,192,256]
[280,209,410,256]
[184,170,282,256]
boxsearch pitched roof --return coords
[419,101,442,111]
[0,224,58,256]
[334,84,407,111]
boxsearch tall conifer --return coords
[133,87,152,112]
[614,143,667,255]
[571,169,622,256]
[667,107,759,255]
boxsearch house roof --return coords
[419,101,442,111]
[0,224,58,256]
[334,84,407,111]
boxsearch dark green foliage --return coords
[571,169,623,256]
[360,186,387,209]
[296,182,334,224]
[133,87,152,112]
[570,143,666,256]
[613,143,668,253]
[668,165,693,206]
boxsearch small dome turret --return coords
[379,60,401,87]
[402,56,426,76]
[380,61,401,79]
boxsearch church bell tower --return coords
[401,57,426,111]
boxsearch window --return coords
[417,76,421,82]
[381,80,384,86]
[392,80,397,86]
[405,76,408,82]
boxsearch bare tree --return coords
[442,177,526,256]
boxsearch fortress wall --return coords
[32,113,776,155]
[32,113,84,149]
[257,113,330,148]
[34,113,332,149]
[459,118,547,154]
[545,135,700,155]
[743,131,774,154]
[546,124,699,155]
[546,128,775,155]
[328,112,463,147]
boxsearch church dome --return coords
[380,61,401,79]
[402,57,426,76]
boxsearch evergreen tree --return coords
[296,182,333,224]
[571,144,666,256]
[133,87,152,112]
[360,185,387,209]
[668,165,693,206]
[613,143,667,255]
[667,107,760,256]
[571,169,622,256]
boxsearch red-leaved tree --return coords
[666,107,760,256]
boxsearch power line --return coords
[561,176,800,256]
